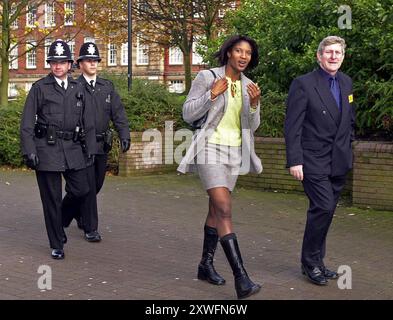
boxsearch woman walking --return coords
[178,35,263,299]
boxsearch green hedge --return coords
[0,98,24,167]
[103,75,187,131]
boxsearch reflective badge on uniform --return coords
[348,94,353,103]
[106,94,111,103]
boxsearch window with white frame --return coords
[8,83,18,98]
[64,1,76,26]
[10,4,18,29]
[169,47,183,65]
[9,44,18,70]
[26,4,37,27]
[107,44,117,66]
[136,38,149,65]
[25,82,33,93]
[168,80,184,93]
[44,39,52,68]
[45,2,56,27]
[84,37,95,43]
[192,40,204,65]
[26,42,37,69]
[218,9,225,18]
[192,1,199,18]
[66,40,75,60]
[121,43,128,66]
[219,2,236,17]
[138,0,150,12]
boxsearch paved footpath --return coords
[0,169,392,300]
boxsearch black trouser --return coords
[301,174,347,268]
[94,154,108,194]
[62,154,108,232]
[36,169,89,249]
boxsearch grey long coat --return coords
[177,66,263,175]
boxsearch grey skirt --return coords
[196,143,242,191]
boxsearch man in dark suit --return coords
[284,36,355,285]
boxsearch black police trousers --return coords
[301,174,347,268]
[62,154,108,233]
[36,169,90,249]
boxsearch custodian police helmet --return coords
[77,42,101,63]
[46,39,73,63]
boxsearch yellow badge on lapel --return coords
[348,94,353,103]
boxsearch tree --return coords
[217,0,393,138]
[0,0,91,107]
[85,0,235,93]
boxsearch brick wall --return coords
[119,133,393,211]
[118,131,178,176]
[352,142,393,210]
[237,137,303,192]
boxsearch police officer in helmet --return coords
[62,41,130,242]
[20,40,96,259]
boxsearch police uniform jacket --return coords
[78,75,130,155]
[20,74,96,171]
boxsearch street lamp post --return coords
[127,0,132,91]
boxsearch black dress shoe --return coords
[51,249,65,260]
[322,267,338,279]
[301,264,328,285]
[85,231,102,242]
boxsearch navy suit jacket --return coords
[284,68,355,177]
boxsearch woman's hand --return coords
[211,78,228,100]
[247,82,261,107]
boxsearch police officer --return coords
[20,40,96,260]
[62,42,130,242]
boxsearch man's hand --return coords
[289,165,303,181]
[121,139,131,153]
[25,153,39,170]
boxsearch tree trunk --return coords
[183,50,192,94]
[1,1,10,108]
[0,52,10,108]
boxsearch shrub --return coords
[102,74,187,131]
[256,90,286,137]
[0,97,24,167]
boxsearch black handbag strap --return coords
[209,69,217,80]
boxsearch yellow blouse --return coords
[209,77,242,146]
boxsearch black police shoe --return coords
[51,249,65,260]
[85,231,102,242]
[301,264,328,285]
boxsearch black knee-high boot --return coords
[220,233,261,299]
[197,225,226,285]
